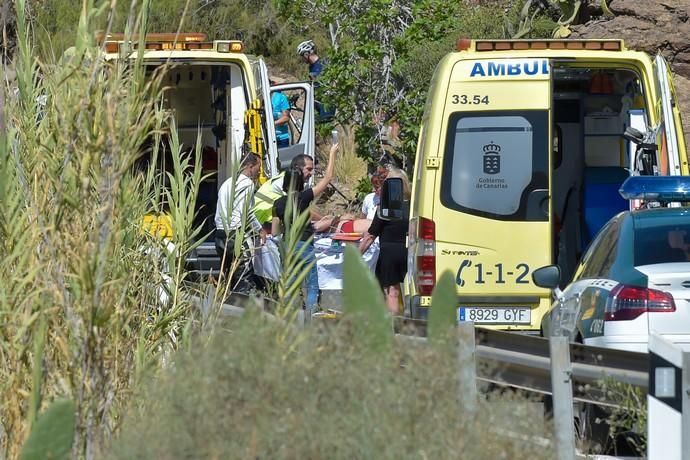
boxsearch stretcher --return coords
[253,233,380,290]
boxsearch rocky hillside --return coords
[571,0,690,150]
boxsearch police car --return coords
[534,176,690,352]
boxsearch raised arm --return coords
[311,143,339,197]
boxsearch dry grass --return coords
[314,124,368,216]
[332,125,368,189]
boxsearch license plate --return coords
[458,307,531,325]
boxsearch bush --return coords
[108,310,556,459]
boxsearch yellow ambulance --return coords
[100,33,315,274]
[404,39,687,332]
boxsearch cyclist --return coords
[296,40,323,80]
[296,40,334,121]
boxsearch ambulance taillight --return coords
[411,217,436,296]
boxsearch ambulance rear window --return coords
[440,110,549,221]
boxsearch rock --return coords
[571,0,690,151]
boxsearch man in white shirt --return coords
[214,153,266,291]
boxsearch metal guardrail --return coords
[394,317,649,406]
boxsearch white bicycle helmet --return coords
[297,40,316,56]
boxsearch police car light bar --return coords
[619,176,690,202]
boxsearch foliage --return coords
[354,176,373,201]
[28,0,307,76]
[107,305,555,459]
[599,378,647,456]
[20,399,75,460]
[428,271,458,345]
[277,0,556,168]
[342,245,392,352]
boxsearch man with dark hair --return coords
[214,152,266,291]
[272,154,315,193]
[254,153,317,226]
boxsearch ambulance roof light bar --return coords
[97,32,208,43]
[456,38,624,52]
[98,32,222,53]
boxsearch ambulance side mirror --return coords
[379,177,407,221]
[532,265,564,301]
[532,265,561,290]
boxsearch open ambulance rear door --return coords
[256,59,280,178]
[271,81,315,169]
[654,54,688,175]
[256,60,316,178]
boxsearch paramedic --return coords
[358,168,410,314]
[253,153,317,228]
[270,79,291,148]
[272,143,339,316]
[214,153,266,291]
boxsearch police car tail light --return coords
[605,284,676,321]
[414,217,436,296]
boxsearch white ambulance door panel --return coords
[654,54,682,175]
[256,59,279,177]
[271,81,315,169]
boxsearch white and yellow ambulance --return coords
[100,33,315,274]
[405,39,687,332]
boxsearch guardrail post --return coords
[457,321,477,415]
[649,334,690,459]
[549,335,575,460]
[680,351,690,460]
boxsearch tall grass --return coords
[0,0,208,457]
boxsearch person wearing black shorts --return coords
[359,169,410,314]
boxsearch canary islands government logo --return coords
[483,141,501,175]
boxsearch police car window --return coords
[579,218,621,279]
[635,224,690,266]
[440,111,549,221]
